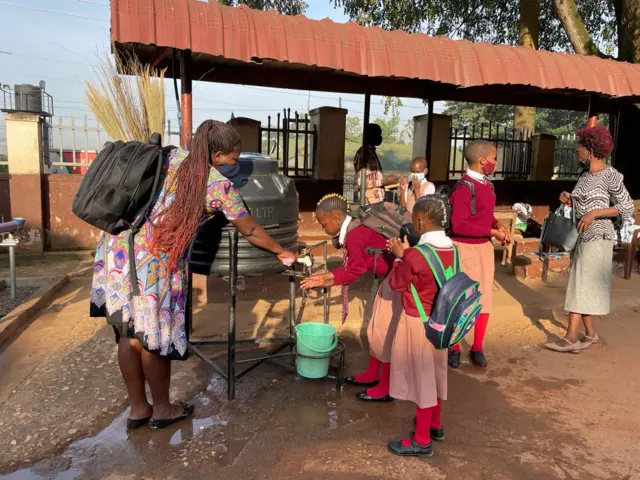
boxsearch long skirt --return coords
[390,311,448,409]
[367,276,403,363]
[564,239,614,316]
[453,240,494,314]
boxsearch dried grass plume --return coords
[86,52,165,142]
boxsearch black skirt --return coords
[90,303,189,361]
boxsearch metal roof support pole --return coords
[426,98,435,167]
[179,50,193,149]
[587,94,598,127]
[360,84,371,206]
[611,106,621,166]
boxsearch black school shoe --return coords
[411,417,445,442]
[388,438,433,458]
[448,350,461,369]
[469,350,488,368]
[344,375,379,387]
[356,391,394,402]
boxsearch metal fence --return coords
[259,109,316,177]
[448,123,533,180]
[46,116,110,173]
[553,134,581,179]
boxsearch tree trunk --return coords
[618,0,640,63]
[515,0,540,133]
[554,0,607,57]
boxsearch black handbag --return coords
[540,206,579,252]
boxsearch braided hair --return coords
[151,120,241,272]
[316,193,348,214]
[413,194,451,230]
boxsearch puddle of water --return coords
[208,423,254,467]
[0,395,232,479]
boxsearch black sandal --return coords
[126,416,151,430]
[149,403,195,430]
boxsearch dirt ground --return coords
[1,263,640,479]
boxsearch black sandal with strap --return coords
[149,403,195,430]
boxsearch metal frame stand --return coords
[186,231,345,400]
[0,232,19,300]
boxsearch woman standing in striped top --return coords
[546,124,634,353]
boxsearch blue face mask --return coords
[409,171,427,182]
[218,162,241,178]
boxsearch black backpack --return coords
[353,202,418,245]
[72,133,171,294]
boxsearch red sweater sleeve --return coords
[389,249,418,292]
[450,183,492,238]
[332,232,369,286]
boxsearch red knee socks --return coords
[364,362,390,398]
[450,343,461,353]
[402,405,434,447]
[472,313,490,352]
[353,355,381,384]
[431,398,442,428]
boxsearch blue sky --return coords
[0,0,435,150]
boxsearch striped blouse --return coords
[571,166,634,242]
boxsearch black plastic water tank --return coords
[14,84,43,114]
[188,153,299,277]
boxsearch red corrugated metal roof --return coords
[111,0,640,100]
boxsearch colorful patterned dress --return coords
[90,148,248,360]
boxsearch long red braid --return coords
[151,120,241,271]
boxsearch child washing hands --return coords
[385,195,453,458]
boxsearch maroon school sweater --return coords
[449,174,498,245]
[389,246,455,317]
[332,225,394,286]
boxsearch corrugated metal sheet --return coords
[111,0,640,99]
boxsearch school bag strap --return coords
[453,177,493,216]
[409,244,459,323]
[454,179,476,215]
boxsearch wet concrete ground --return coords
[2,268,640,479]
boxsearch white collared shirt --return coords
[338,215,353,246]
[465,169,485,183]
[418,230,453,248]
[405,179,436,202]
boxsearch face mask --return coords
[481,161,496,176]
[218,162,241,178]
[410,172,426,182]
[579,158,591,170]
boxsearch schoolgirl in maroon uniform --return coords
[386,195,452,458]
[301,194,400,402]
[448,140,510,369]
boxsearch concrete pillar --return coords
[412,113,452,182]
[531,134,557,181]
[5,112,45,252]
[228,117,261,153]
[309,107,348,180]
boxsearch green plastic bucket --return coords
[295,322,338,379]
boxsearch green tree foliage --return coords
[401,119,414,144]
[375,116,401,143]
[345,116,362,141]
[382,97,403,116]
[444,101,589,136]
[331,0,616,55]
[218,0,307,15]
